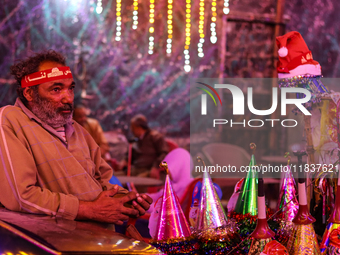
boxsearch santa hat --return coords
[276,31,321,78]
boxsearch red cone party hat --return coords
[276,31,321,78]
[155,163,191,241]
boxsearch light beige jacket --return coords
[0,98,126,220]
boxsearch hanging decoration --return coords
[198,0,205,58]
[210,0,217,44]
[184,0,191,72]
[132,0,138,30]
[224,0,230,15]
[115,0,122,41]
[148,0,155,54]
[166,0,173,55]
[96,0,103,14]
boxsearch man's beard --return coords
[30,91,74,128]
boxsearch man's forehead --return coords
[42,78,74,87]
[38,61,64,71]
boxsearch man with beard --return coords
[0,50,152,225]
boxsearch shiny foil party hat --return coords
[320,166,340,254]
[196,162,228,231]
[277,154,299,222]
[287,151,320,254]
[155,163,191,241]
[234,143,258,216]
[249,178,275,255]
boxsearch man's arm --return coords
[0,123,79,220]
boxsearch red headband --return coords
[21,66,73,88]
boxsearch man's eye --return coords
[53,88,60,92]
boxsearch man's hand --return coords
[131,193,153,216]
[77,185,139,225]
[149,167,160,179]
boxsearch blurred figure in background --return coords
[128,114,169,178]
[73,105,110,159]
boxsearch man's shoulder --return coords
[148,129,165,140]
[0,105,26,122]
[86,118,100,126]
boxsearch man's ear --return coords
[23,87,34,102]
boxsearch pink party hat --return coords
[276,157,299,222]
[155,165,191,241]
[197,161,228,230]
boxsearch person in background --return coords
[0,50,152,225]
[73,105,110,159]
[129,114,169,178]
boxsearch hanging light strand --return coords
[184,0,191,72]
[148,0,155,54]
[166,0,173,54]
[132,0,138,29]
[210,0,217,44]
[96,0,103,14]
[115,0,122,41]
[198,0,205,58]
[224,0,230,15]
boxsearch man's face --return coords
[130,122,140,137]
[27,61,75,128]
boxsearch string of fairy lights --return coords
[132,0,138,30]
[210,0,217,44]
[183,0,191,73]
[115,0,122,41]
[166,0,173,55]
[95,0,230,72]
[198,0,205,58]
[148,0,155,55]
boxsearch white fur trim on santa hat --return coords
[278,46,288,57]
[278,64,321,78]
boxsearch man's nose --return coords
[61,90,74,104]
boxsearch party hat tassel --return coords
[234,143,258,216]
[287,151,320,254]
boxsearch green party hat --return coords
[234,143,258,216]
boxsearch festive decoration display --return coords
[276,31,321,78]
[320,156,340,254]
[166,0,173,55]
[276,154,298,222]
[248,177,275,255]
[195,157,241,254]
[260,240,288,255]
[184,0,191,72]
[132,0,138,29]
[115,0,122,41]
[210,0,217,44]
[188,181,223,230]
[286,151,321,255]
[198,0,205,58]
[148,0,155,55]
[234,143,258,216]
[275,153,298,246]
[150,162,197,254]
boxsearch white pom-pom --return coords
[278,46,288,57]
